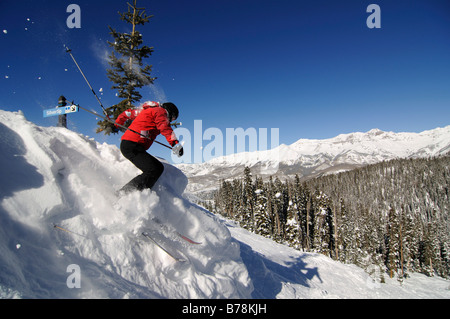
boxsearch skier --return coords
[115,101,184,194]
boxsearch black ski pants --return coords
[120,140,164,192]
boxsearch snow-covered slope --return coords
[225,217,450,299]
[0,110,251,298]
[178,126,450,194]
[1,109,448,299]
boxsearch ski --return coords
[142,231,186,262]
[151,218,201,245]
[54,223,187,262]
[178,233,201,245]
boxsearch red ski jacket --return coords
[120,106,178,150]
[115,101,159,127]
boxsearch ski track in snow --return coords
[0,109,449,299]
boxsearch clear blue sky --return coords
[1,0,449,162]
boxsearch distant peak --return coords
[367,128,384,135]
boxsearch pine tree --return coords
[232,179,244,222]
[285,182,301,249]
[387,207,401,278]
[340,203,358,264]
[272,177,287,242]
[97,0,156,134]
[215,180,233,217]
[254,177,271,237]
[401,204,417,277]
[242,167,255,231]
[439,241,449,279]
[266,176,275,238]
[422,215,436,276]
[297,182,311,251]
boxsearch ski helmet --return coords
[162,102,179,122]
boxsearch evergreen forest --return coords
[209,155,450,281]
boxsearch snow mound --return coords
[0,110,252,298]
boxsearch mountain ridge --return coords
[177,126,450,195]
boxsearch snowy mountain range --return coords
[178,126,450,195]
[1,109,449,300]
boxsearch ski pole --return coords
[53,224,112,246]
[65,46,111,120]
[53,224,89,239]
[74,102,173,150]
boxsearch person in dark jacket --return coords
[115,101,183,193]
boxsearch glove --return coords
[172,141,184,158]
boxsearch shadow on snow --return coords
[237,240,322,299]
